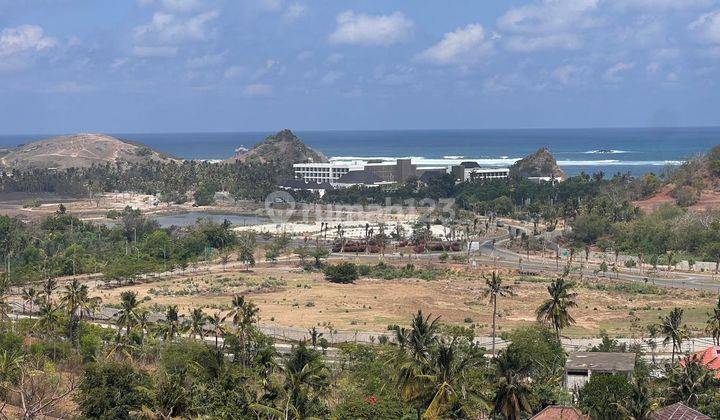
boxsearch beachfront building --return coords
[451,162,510,182]
[293,159,417,185]
[293,162,362,183]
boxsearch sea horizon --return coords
[2,126,717,176]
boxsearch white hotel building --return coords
[292,162,363,183]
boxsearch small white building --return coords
[564,352,635,394]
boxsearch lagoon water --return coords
[2,127,718,176]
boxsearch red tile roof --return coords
[681,345,720,379]
[531,406,589,420]
[650,402,711,420]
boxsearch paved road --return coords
[478,238,720,292]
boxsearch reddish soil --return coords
[633,184,720,213]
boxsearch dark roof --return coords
[336,170,383,185]
[460,161,480,168]
[565,352,636,372]
[531,406,589,420]
[650,403,711,420]
[278,179,334,190]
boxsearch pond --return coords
[152,212,269,228]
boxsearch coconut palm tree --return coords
[660,307,688,364]
[189,307,206,340]
[705,296,720,346]
[422,339,488,419]
[207,313,226,349]
[34,300,60,339]
[492,350,532,420]
[0,286,11,329]
[61,279,90,342]
[227,295,259,365]
[482,271,514,355]
[159,305,183,341]
[42,278,57,303]
[615,377,656,420]
[21,287,38,314]
[665,356,717,407]
[116,291,141,337]
[536,278,578,341]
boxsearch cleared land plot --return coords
[94,260,720,338]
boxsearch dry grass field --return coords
[93,259,719,338]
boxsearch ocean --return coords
[1,127,718,176]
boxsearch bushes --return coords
[578,374,633,419]
[324,262,359,283]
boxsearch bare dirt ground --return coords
[633,184,720,213]
[93,258,718,338]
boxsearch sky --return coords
[1,0,720,134]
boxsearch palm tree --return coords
[42,278,57,303]
[492,350,532,420]
[34,300,60,339]
[423,339,488,419]
[227,295,259,365]
[705,296,720,346]
[393,311,440,417]
[616,377,656,420]
[159,305,183,341]
[0,286,11,329]
[666,356,717,407]
[61,279,89,342]
[21,287,38,314]
[116,291,141,337]
[660,307,688,364]
[207,313,226,348]
[645,324,659,365]
[536,278,578,341]
[189,307,206,340]
[482,271,514,355]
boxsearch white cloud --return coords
[417,23,492,65]
[243,83,273,97]
[612,0,712,12]
[497,0,599,52]
[132,45,178,57]
[139,0,206,12]
[186,52,226,68]
[257,0,283,12]
[47,81,96,93]
[0,25,57,58]
[282,3,306,23]
[134,10,218,43]
[223,65,245,79]
[552,64,590,85]
[604,62,635,82]
[321,70,342,84]
[689,10,720,44]
[505,34,582,52]
[329,10,413,46]
[646,62,661,73]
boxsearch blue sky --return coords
[1,0,720,134]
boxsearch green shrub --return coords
[324,262,359,284]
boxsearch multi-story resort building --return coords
[291,158,510,188]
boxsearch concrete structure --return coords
[293,162,362,183]
[293,159,416,185]
[278,179,334,197]
[451,162,509,182]
[364,158,417,183]
[564,352,635,393]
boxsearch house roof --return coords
[682,346,720,378]
[565,352,636,372]
[460,161,481,168]
[531,406,589,420]
[650,402,711,420]
[335,170,383,185]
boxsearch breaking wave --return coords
[330,155,683,168]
